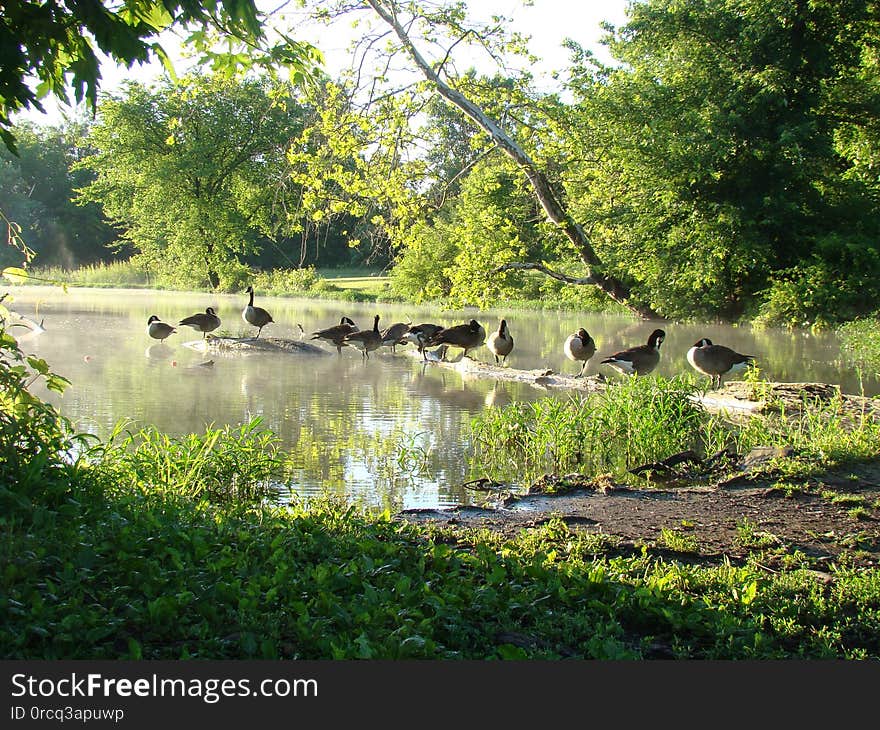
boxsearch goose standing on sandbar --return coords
[178,307,221,339]
[380,321,411,354]
[242,285,274,338]
[426,319,486,360]
[563,328,596,377]
[343,314,383,360]
[687,338,755,389]
[311,316,358,354]
[487,319,514,365]
[601,328,666,376]
[146,315,176,342]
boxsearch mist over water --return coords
[7,286,874,508]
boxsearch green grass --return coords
[838,316,880,377]
[26,260,153,288]
[470,376,880,487]
[470,376,732,483]
[658,527,700,553]
[17,262,626,312]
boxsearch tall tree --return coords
[358,0,657,318]
[76,75,310,289]
[559,0,880,321]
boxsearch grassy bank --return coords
[471,374,880,485]
[2,326,880,659]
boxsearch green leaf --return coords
[3,267,30,283]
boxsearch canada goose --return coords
[563,328,596,377]
[601,328,666,376]
[343,314,382,360]
[311,316,358,355]
[426,319,486,360]
[146,315,176,342]
[687,338,755,389]
[487,319,514,365]
[404,323,444,360]
[178,307,221,339]
[380,322,411,353]
[242,285,274,338]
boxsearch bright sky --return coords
[17,0,630,126]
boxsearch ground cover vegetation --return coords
[2,0,878,325]
[3,0,880,661]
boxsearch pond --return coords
[5,285,874,509]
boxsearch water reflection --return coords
[5,285,877,509]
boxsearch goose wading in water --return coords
[178,307,221,340]
[487,319,514,365]
[426,319,486,361]
[563,328,596,377]
[601,328,666,376]
[687,338,755,389]
[311,316,358,355]
[343,314,383,360]
[242,285,274,338]
[146,315,176,342]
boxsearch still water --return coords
[6,286,874,509]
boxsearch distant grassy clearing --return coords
[327,276,391,293]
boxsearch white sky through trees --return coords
[14,0,629,126]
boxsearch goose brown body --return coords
[687,338,754,389]
[343,314,383,359]
[242,285,274,338]
[404,323,444,359]
[601,328,666,376]
[146,315,176,341]
[487,319,514,365]
[311,317,358,354]
[178,307,221,339]
[426,319,486,360]
[380,322,411,353]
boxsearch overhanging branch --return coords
[494,262,599,286]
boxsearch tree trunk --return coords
[365,0,659,319]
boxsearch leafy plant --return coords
[658,527,699,553]
[93,418,284,503]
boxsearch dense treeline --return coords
[0,122,118,269]
[4,0,879,325]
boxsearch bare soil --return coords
[396,376,880,568]
[399,455,880,569]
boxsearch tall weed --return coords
[92,418,284,503]
[471,376,730,481]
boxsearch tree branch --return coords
[364,0,659,319]
[493,261,600,286]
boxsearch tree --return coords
[358,0,657,318]
[1,0,322,153]
[0,120,118,268]
[558,0,880,322]
[75,75,311,290]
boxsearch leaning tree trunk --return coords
[366,0,659,319]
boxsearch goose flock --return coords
[145,288,755,388]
